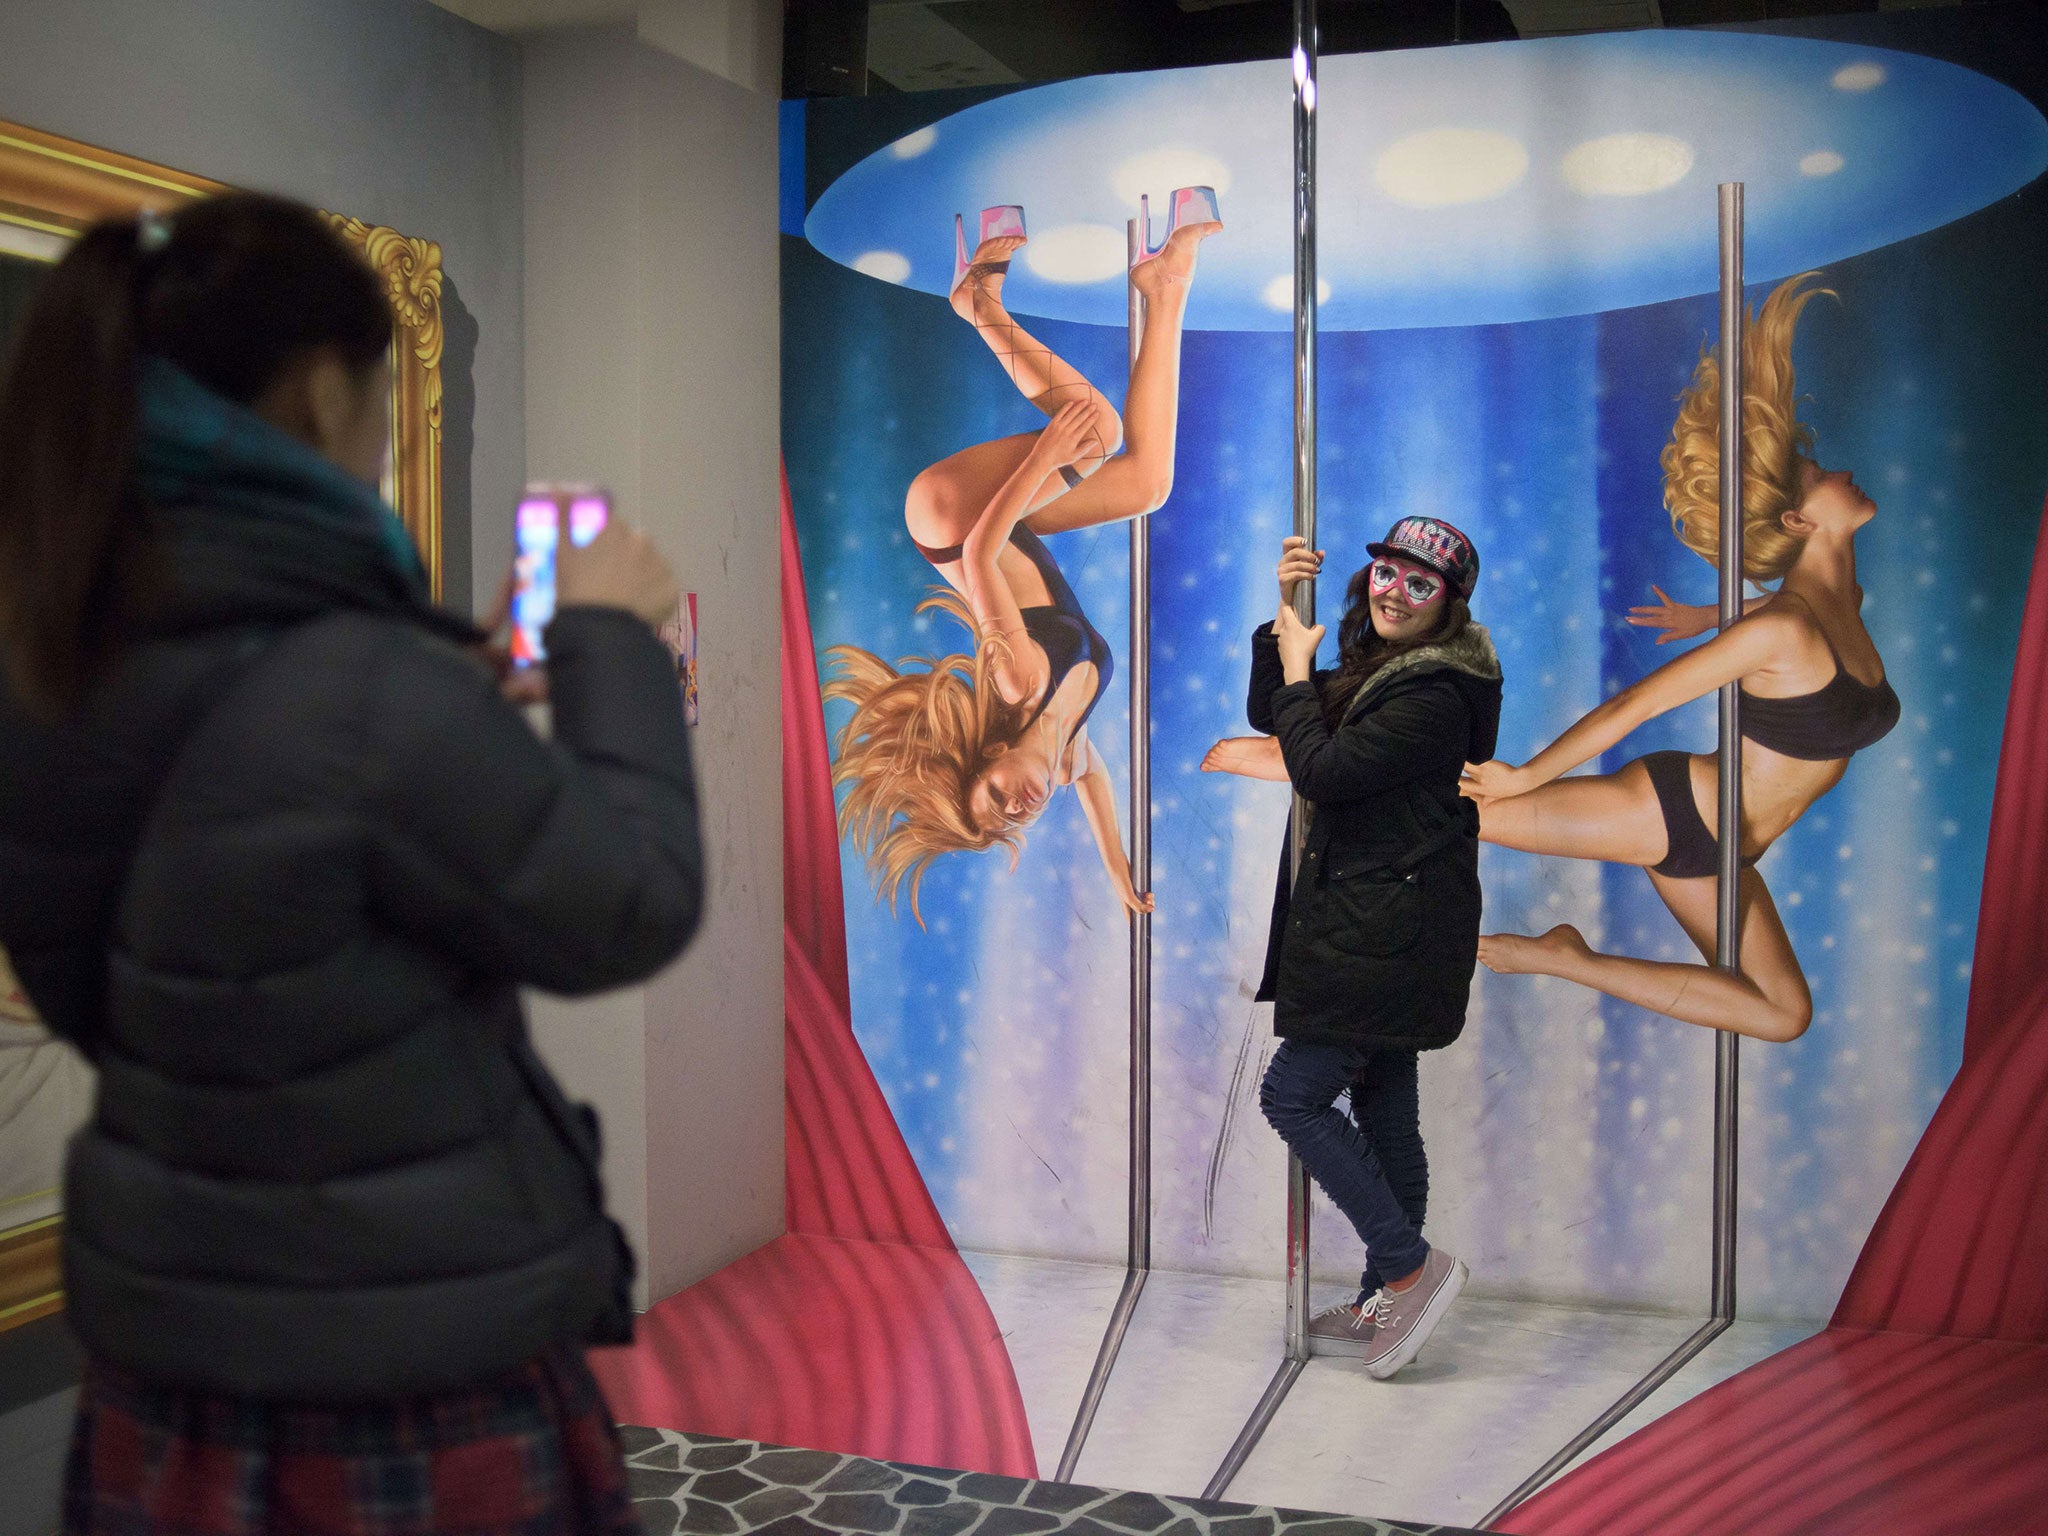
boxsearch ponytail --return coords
[0,221,155,718]
[0,193,390,717]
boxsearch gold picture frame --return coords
[0,118,445,597]
[0,122,451,1333]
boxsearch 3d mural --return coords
[784,24,2047,1330]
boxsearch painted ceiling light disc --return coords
[804,32,2048,331]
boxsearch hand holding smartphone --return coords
[510,485,681,667]
[511,486,610,668]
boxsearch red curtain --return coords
[589,469,1035,1478]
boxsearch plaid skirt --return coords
[63,1346,641,1536]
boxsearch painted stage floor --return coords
[963,1251,1819,1531]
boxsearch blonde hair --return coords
[1660,273,1833,582]
[823,587,1029,921]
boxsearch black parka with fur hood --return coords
[1248,618,1503,1051]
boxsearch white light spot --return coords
[1376,129,1528,208]
[1800,150,1845,178]
[1261,273,1333,310]
[1023,224,1128,284]
[852,249,911,284]
[890,126,936,159]
[1833,62,1888,92]
[1112,149,1233,208]
[1561,133,1695,198]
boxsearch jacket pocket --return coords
[1318,862,1423,958]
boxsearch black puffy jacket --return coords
[1249,619,1502,1051]
[0,501,702,1401]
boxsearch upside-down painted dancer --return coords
[825,191,1221,920]
[1242,519,1502,1379]
[1460,274,1897,1043]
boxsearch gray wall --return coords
[523,25,784,1306]
[0,0,527,616]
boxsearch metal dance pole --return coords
[1053,210,1156,1482]
[1709,183,1744,1329]
[1204,0,1319,1499]
[1479,185,1746,1529]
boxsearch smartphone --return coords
[511,485,610,667]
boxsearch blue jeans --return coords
[1259,1041,1430,1296]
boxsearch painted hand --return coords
[1033,399,1099,470]
[1626,585,1714,644]
[1459,759,1529,808]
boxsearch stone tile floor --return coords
[618,1430,1485,1536]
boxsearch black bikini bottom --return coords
[1641,750,1758,881]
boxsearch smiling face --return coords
[1793,456,1878,536]
[1365,555,1450,642]
[968,737,1054,834]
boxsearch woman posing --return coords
[1244,518,1502,1379]
[0,195,702,1535]
[1460,275,1897,1043]
[826,191,1220,920]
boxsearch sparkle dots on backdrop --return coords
[784,37,2048,1318]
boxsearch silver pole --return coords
[1129,210,1154,1285]
[1481,186,1747,1529]
[1283,0,1320,1378]
[1208,0,1319,1501]
[1711,182,1743,1327]
[1053,210,1154,1483]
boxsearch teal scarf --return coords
[136,357,426,588]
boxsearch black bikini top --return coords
[1740,627,1899,762]
[913,525,1113,740]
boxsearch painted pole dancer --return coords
[826,192,1222,920]
[1458,274,1898,1043]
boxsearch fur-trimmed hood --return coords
[1341,621,1503,759]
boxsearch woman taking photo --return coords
[0,194,702,1535]
[1229,518,1501,1380]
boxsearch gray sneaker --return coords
[1358,1248,1467,1380]
[1306,1299,1379,1357]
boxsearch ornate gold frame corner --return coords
[326,216,445,601]
[0,119,445,598]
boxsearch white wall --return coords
[522,24,784,1307]
[0,0,526,618]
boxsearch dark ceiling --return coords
[786,0,2033,97]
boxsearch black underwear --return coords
[1641,750,1758,880]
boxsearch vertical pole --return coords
[1478,191,1748,1525]
[1129,215,1153,1280]
[1711,183,1744,1326]
[1282,0,1320,1372]
[1050,211,1154,1485]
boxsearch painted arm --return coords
[1071,733,1153,915]
[1463,608,1794,802]
[960,401,1096,706]
[1625,584,1775,645]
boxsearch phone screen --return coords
[511,490,609,667]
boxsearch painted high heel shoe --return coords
[951,204,1026,299]
[1132,185,1223,267]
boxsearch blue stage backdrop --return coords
[782,23,2048,1321]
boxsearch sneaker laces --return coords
[1357,1288,1396,1327]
